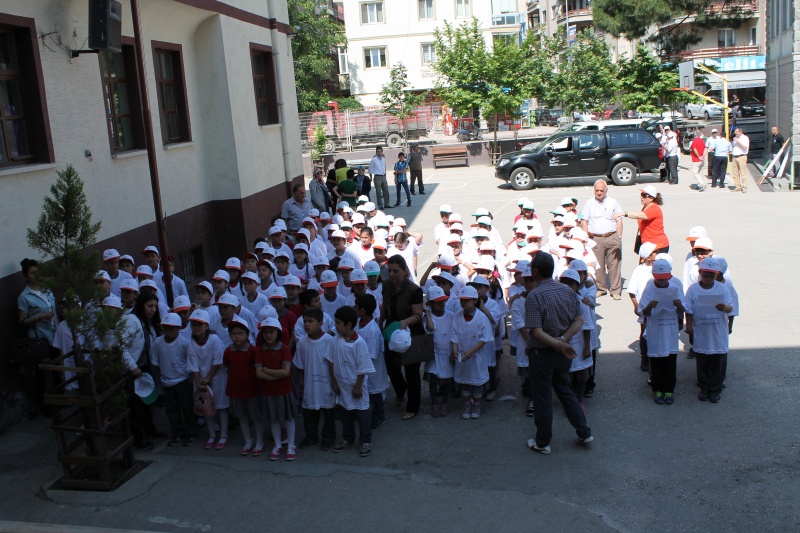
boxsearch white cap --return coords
[241,271,260,284]
[652,259,672,279]
[693,237,714,250]
[311,255,330,267]
[364,202,376,211]
[301,217,316,228]
[364,261,381,276]
[259,317,282,330]
[161,313,182,328]
[449,222,464,232]
[520,264,533,277]
[468,276,490,287]
[654,133,663,140]
[337,201,349,210]
[448,213,462,223]
[189,309,210,324]
[521,199,535,210]
[257,305,279,322]
[228,315,250,332]
[120,279,139,292]
[102,249,120,261]
[686,226,708,241]
[352,213,366,225]
[667,131,676,139]
[139,279,158,291]
[664,125,671,130]
[522,243,540,256]
[569,259,588,272]
[394,217,407,227]
[194,280,213,294]
[213,269,231,282]
[517,197,531,206]
[655,252,673,267]
[102,295,123,309]
[459,286,479,299]
[142,245,159,256]
[559,269,581,284]
[475,256,495,271]
[135,265,153,277]
[269,226,282,236]
[337,258,355,270]
[639,184,658,198]
[320,270,339,287]
[309,208,320,217]
[332,214,344,225]
[375,229,389,241]
[428,286,449,302]
[320,211,331,220]
[711,128,718,133]
[570,228,588,242]
[273,250,290,261]
[225,257,241,270]
[389,226,403,237]
[526,227,543,239]
[479,241,495,251]
[638,242,658,259]
[172,295,191,311]
[432,271,455,285]
[355,204,369,213]
[342,220,355,229]
[472,228,490,239]
[94,270,111,282]
[119,254,134,265]
[438,253,457,268]
[372,239,388,250]
[446,233,462,244]
[293,243,309,254]
[283,275,301,287]
[357,195,369,204]
[550,207,566,216]
[473,207,489,217]
[350,269,368,283]
[296,228,311,241]
[698,257,723,273]
[267,285,287,299]
[327,224,340,232]
[715,256,728,275]
[330,230,346,239]
[215,293,240,307]
[439,204,453,213]
[560,197,575,206]
[476,216,492,227]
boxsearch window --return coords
[0,17,54,168]
[419,0,434,19]
[177,244,205,286]
[749,26,757,45]
[99,43,145,152]
[338,46,349,74]
[152,43,191,144]
[492,0,518,25]
[364,47,387,69]
[250,44,280,126]
[578,134,600,149]
[421,43,436,65]
[608,131,654,147]
[456,0,470,18]
[718,28,735,48]
[360,2,384,24]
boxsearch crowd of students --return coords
[59,188,738,459]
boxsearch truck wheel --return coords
[386,133,403,148]
[510,167,536,190]
[610,162,637,186]
[324,141,335,153]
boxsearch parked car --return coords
[640,106,684,119]
[734,96,765,117]
[686,102,724,119]
[557,119,647,133]
[608,108,640,120]
[534,109,564,127]
[495,128,663,190]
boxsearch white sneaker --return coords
[461,401,472,420]
[527,439,551,454]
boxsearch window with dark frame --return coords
[152,43,191,144]
[0,17,54,169]
[99,43,145,152]
[177,244,205,286]
[250,45,280,126]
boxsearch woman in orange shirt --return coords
[613,185,670,254]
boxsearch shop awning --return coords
[708,70,766,90]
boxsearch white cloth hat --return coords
[213,269,231,282]
[215,293,240,307]
[189,309,210,324]
[639,185,658,198]
[638,241,658,259]
[103,249,120,261]
[172,295,191,311]
[161,313,182,328]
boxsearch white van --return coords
[558,119,646,132]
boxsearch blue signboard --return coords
[700,56,766,72]
[567,25,576,43]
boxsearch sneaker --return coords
[583,387,594,398]
[640,359,650,372]
[299,437,318,449]
[359,443,372,457]
[332,440,353,452]
[440,403,449,417]
[654,392,664,404]
[168,435,182,447]
[526,401,535,417]
[686,350,696,359]
[406,201,411,207]
[698,185,707,191]
[181,436,195,447]
[576,435,594,445]
[485,390,496,401]
[527,439,551,455]
[269,447,283,461]
[698,391,709,401]
[709,394,721,403]
[431,404,440,418]
[419,191,425,195]
[461,401,472,420]
[470,401,481,419]
[664,393,674,405]
[285,447,297,461]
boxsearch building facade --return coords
[765,0,798,177]
[0,0,302,357]
[340,0,527,106]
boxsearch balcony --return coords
[553,5,593,24]
[659,1,758,28]
[526,0,540,13]
[672,44,764,61]
[492,13,521,26]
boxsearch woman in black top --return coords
[380,255,424,420]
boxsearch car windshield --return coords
[522,132,564,152]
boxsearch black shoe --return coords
[320,441,332,452]
[299,437,319,449]
[698,391,709,401]
[709,394,721,403]
[640,360,650,372]
[181,435,195,447]
[134,440,154,450]
[583,387,594,398]
[168,435,182,447]
[406,201,411,207]
[393,203,400,208]
[410,191,416,195]
[419,191,425,195]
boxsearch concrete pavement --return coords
[1,155,798,532]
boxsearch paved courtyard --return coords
[1,156,798,532]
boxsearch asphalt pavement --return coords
[1,156,798,532]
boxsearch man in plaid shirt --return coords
[524,253,593,455]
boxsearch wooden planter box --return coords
[39,352,137,491]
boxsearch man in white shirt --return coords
[730,128,750,193]
[705,128,719,181]
[368,147,389,211]
[580,180,623,299]
[664,131,680,185]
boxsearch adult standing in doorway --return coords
[281,184,312,234]
[524,253,593,455]
[369,147,390,211]
[580,180,623,300]
[730,128,750,193]
[408,143,425,196]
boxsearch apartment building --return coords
[765,0,798,178]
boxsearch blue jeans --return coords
[395,180,411,204]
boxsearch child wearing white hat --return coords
[451,286,493,420]
[422,286,455,418]
[152,313,194,446]
[627,242,659,372]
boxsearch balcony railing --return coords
[492,13,521,26]
[672,44,763,61]
[554,7,592,22]
[705,0,758,16]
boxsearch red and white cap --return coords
[266,285,287,300]
[120,279,139,292]
[172,295,191,311]
[698,257,722,273]
[242,252,258,262]
[522,243,540,256]
[393,217,407,228]
[569,259,588,272]
[526,228,543,240]
[479,241,495,252]
[215,293,240,307]
[142,245,159,256]
[135,265,153,277]
[102,295,123,309]
[194,280,213,294]
[269,226,283,236]
[259,317,282,330]
[320,270,339,288]
[241,271,260,284]
[330,229,346,240]
[350,269,368,283]
[475,256,495,272]
[311,255,330,267]
[686,226,708,241]
[309,208,320,218]
[459,286,479,299]
[559,269,581,284]
[119,254,134,265]
[337,258,355,270]
[438,253,457,269]
[283,275,301,287]
[273,250,290,261]
[161,313,183,328]
[293,243,309,254]
[257,305,279,322]
[446,233,462,244]
[189,309,210,324]
[340,220,353,229]
[213,270,231,282]
[468,276,490,288]
[652,259,672,279]
[274,219,287,231]
[432,271,455,285]
[302,217,316,227]
[372,239,388,250]
[692,237,713,250]
[227,316,250,332]
[352,213,366,225]
[428,286,449,302]
[103,249,120,262]
[295,228,311,242]
[139,279,158,291]
[448,213,462,223]
[94,270,111,282]
[225,257,242,270]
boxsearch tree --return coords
[379,62,426,149]
[551,32,620,116]
[288,0,348,112]
[617,46,682,113]
[592,0,755,57]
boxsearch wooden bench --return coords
[432,146,469,168]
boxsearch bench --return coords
[432,146,469,168]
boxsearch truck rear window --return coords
[608,130,653,147]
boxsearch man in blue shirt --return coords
[711,135,731,188]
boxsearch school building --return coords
[0,0,302,366]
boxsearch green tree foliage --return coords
[379,62,426,148]
[617,45,684,113]
[288,0,348,112]
[592,0,755,57]
[550,32,620,115]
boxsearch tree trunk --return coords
[492,114,499,164]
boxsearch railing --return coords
[555,7,592,22]
[672,45,763,61]
[705,0,758,15]
[492,13,521,26]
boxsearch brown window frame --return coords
[151,41,191,145]
[249,44,280,126]
[98,37,145,153]
[0,13,54,169]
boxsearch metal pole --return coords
[131,0,173,306]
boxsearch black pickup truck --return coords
[495,128,663,190]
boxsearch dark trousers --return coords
[529,348,591,447]
[339,407,372,444]
[696,353,727,395]
[395,180,411,204]
[585,349,597,392]
[639,323,650,368]
[369,393,385,426]
[428,375,451,404]
[712,156,728,187]
[303,407,335,445]
[386,352,421,413]
[409,169,424,193]
[666,155,679,184]
[127,368,157,443]
[164,379,196,437]
[649,354,677,393]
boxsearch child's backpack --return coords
[193,388,216,417]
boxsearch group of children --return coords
[77,187,738,460]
